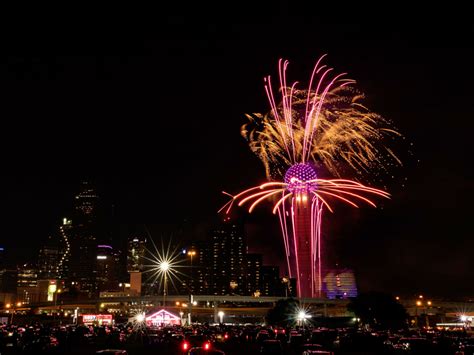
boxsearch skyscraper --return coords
[68,231,97,295]
[179,241,211,295]
[195,241,211,295]
[96,244,120,292]
[261,266,280,296]
[56,218,71,281]
[74,181,99,223]
[63,182,106,297]
[246,253,262,296]
[38,235,60,280]
[17,263,38,304]
[127,236,146,273]
[210,223,246,295]
[127,236,146,295]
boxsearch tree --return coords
[348,292,408,330]
[266,298,299,327]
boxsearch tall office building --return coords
[96,244,120,292]
[38,236,60,280]
[210,223,246,295]
[261,266,280,296]
[127,236,146,295]
[179,241,211,295]
[68,230,97,295]
[56,219,72,281]
[17,263,39,304]
[63,182,105,297]
[195,241,211,295]
[246,253,262,296]
[74,181,99,223]
[127,236,146,272]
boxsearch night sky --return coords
[1,12,473,298]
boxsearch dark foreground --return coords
[1,322,473,354]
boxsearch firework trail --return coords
[222,56,400,298]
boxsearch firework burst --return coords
[222,56,400,298]
[242,55,401,179]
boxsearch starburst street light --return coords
[296,308,312,327]
[143,238,187,307]
[129,308,148,333]
[160,261,170,272]
[135,313,145,323]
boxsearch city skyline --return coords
[1,15,473,298]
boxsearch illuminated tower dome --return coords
[285,163,318,193]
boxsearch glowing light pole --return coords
[187,250,197,324]
[218,311,224,324]
[143,238,187,309]
[296,310,311,327]
[160,261,170,307]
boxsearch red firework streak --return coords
[220,56,393,298]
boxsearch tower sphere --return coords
[284,163,318,193]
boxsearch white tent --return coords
[145,309,181,326]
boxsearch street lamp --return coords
[218,311,224,324]
[53,289,62,323]
[282,277,290,297]
[296,310,311,327]
[187,250,196,266]
[159,261,170,306]
[187,250,197,325]
[8,302,23,324]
